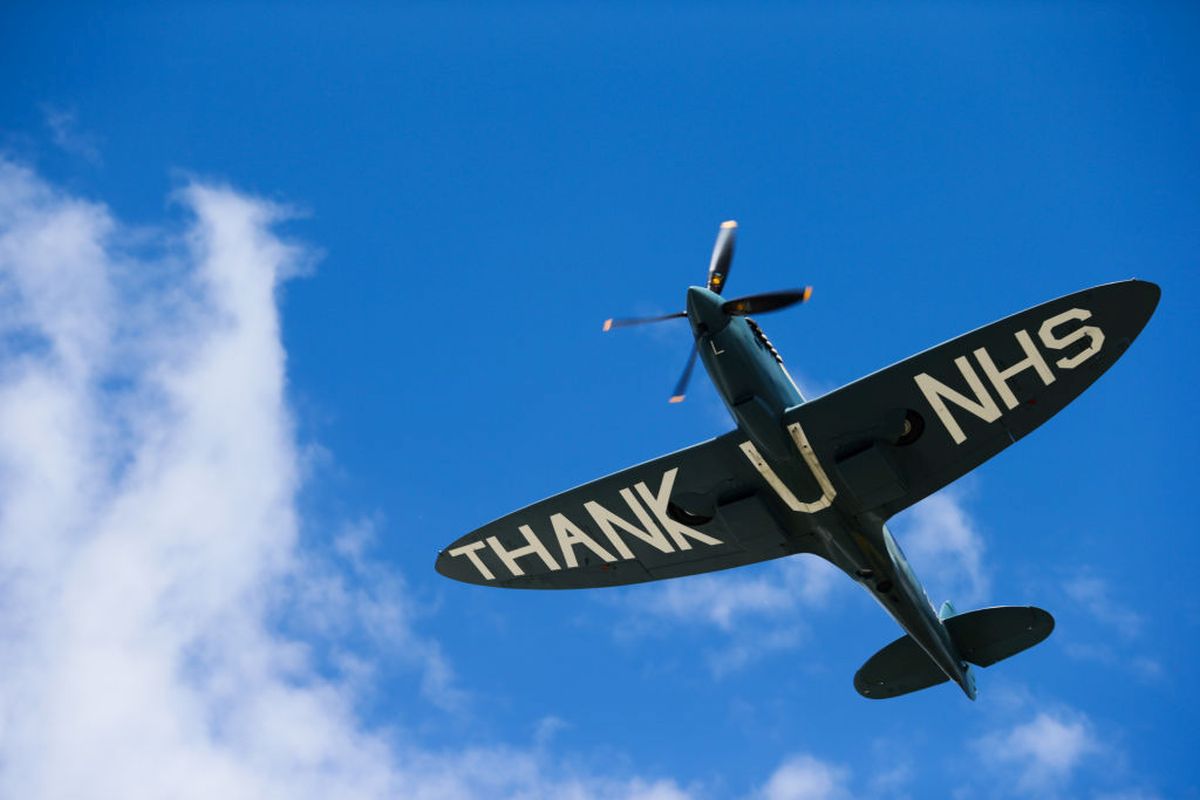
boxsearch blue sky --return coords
[1,3,1197,798]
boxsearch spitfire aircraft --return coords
[436,222,1159,700]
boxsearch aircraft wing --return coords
[785,279,1159,519]
[435,430,813,589]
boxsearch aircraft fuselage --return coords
[686,286,976,698]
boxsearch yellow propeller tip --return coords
[669,395,686,404]
[720,220,738,229]
[802,286,813,302]
[603,319,613,332]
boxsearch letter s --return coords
[1038,308,1105,369]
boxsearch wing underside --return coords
[438,280,1158,589]
[435,431,814,589]
[787,279,1159,519]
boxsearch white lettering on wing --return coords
[1038,308,1104,369]
[974,329,1055,409]
[446,467,723,581]
[446,540,495,581]
[915,308,1105,444]
[738,421,836,515]
[634,468,724,550]
[915,357,1002,445]
[486,525,562,576]
[585,494,674,558]
[551,512,616,568]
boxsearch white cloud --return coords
[865,759,913,795]
[1060,642,1162,683]
[532,714,570,748]
[975,710,1100,795]
[286,518,465,711]
[1063,574,1143,639]
[0,159,696,800]
[706,626,803,677]
[649,556,839,632]
[40,105,102,165]
[752,754,850,800]
[388,747,696,800]
[889,489,989,607]
[749,750,916,800]
[614,555,841,675]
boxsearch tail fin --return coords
[938,600,957,621]
[854,605,1054,699]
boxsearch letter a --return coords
[551,513,617,568]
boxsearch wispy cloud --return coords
[974,710,1100,795]
[40,104,102,165]
[614,555,842,675]
[751,754,851,800]
[0,159,697,799]
[285,518,465,711]
[1064,573,1143,639]
[889,488,989,607]
[1060,642,1162,683]
[393,747,697,800]
[706,626,804,677]
[649,556,839,632]
[1057,570,1159,681]
[747,750,913,800]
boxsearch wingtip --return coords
[1131,278,1162,306]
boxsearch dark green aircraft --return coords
[436,221,1159,700]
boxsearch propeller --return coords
[707,220,737,294]
[602,311,686,331]
[602,221,812,403]
[722,287,812,316]
[669,345,700,404]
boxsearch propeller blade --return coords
[706,220,737,295]
[669,343,700,403]
[721,287,812,316]
[604,309,691,331]
[603,311,687,331]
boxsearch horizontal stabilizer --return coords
[854,605,1055,699]
[854,634,949,699]
[944,605,1055,667]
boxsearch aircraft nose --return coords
[686,286,730,335]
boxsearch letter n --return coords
[914,357,1002,445]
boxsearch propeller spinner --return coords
[603,221,813,403]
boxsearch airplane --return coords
[435,221,1159,700]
